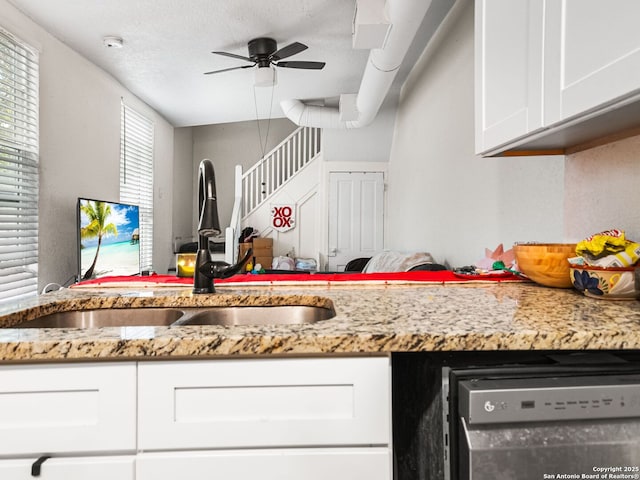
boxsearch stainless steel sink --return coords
[16,308,185,328]
[174,305,336,326]
[10,304,335,328]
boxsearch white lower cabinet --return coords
[138,356,390,450]
[0,356,391,480]
[137,356,392,480]
[0,362,136,456]
[0,362,136,479]
[136,448,390,480]
[0,456,135,480]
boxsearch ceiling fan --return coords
[204,37,326,75]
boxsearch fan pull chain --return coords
[253,81,275,165]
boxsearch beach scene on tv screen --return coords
[79,199,140,279]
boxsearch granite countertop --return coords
[0,282,639,362]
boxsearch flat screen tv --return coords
[77,197,141,280]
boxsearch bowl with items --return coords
[513,243,577,288]
[569,229,640,300]
[569,264,638,300]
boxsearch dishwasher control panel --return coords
[459,373,640,424]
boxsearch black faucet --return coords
[193,159,252,294]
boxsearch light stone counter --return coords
[0,282,639,362]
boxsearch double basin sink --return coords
[13,304,336,329]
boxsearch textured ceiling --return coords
[8,0,372,126]
[8,0,456,127]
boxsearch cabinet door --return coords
[475,0,545,153]
[0,456,134,480]
[138,356,390,450]
[544,0,640,124]
[137,448,390,480]
[0,363,136,456]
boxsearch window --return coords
[120,102,154,271]
[0,28,39,304]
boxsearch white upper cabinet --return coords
[476,0,640,156]
[475,0,545,153]
[544,0,640,124]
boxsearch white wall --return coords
[321,92,399,163]
[565,135,640,243]
[173,127,195,248]
[0,0,179,287]
[386,0,566,268]
[191,118,298,232]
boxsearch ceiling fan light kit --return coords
[254,66,277,87]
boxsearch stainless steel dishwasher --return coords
[444,358,640,480]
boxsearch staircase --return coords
[226,126,322,264]
[241,126,321,217]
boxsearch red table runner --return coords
[72,270,526,288]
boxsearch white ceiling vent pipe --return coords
[281,0,433,129]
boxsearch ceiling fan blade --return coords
[275,61,325,70]
[204,65,253,75]
[270,42,308,61]
[211,51,253,63]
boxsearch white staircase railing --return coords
[225,164,243,264]
[242,126,321,217]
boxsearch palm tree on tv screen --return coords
[81,201,118,280]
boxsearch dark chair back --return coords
[344,257,371,272]
[408,263,448,272]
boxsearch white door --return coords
[475,0,545,154]
[327,172,384,272]
[544,0,640,124]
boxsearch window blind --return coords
[0,28,39,304]
[120,103,153,271]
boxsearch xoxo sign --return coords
[271,204,296,232]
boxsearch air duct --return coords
[281,0,433,129]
